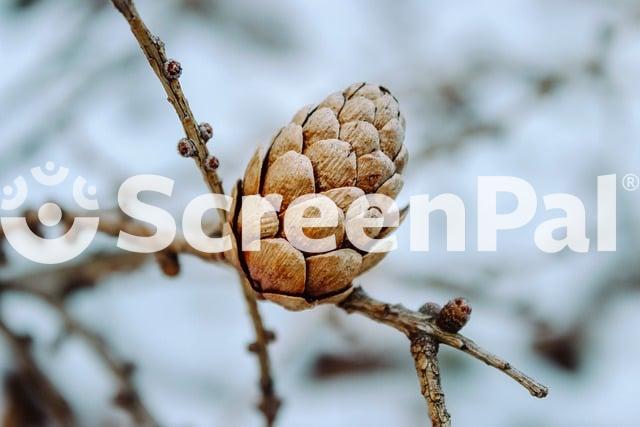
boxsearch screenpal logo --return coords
[0,164,623,264]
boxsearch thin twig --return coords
[0,285,159,427]
[339,287,549,399]
[0,251,149,299]
[110,0,223,197]
[410,333,450,426]
[241,277,281,426]
[85,209,227,267]
[109,2,281,424]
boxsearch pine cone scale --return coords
[238,83,408,310]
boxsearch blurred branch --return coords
[242,276,281,425]
[339,287,549,404]
[2,204,227,285]
[0,285,159,427]
[0,251,149,299]
[0,317,75,427]
[0,51,138,172]
[109,1,281,425]
[75,209,227,273]
[414,24,618,163]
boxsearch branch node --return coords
[163,59,182,80]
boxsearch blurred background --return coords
[1,0,639,425]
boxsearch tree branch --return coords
[339,287,549,400]
[110,0,223,198]
[109,2,281,424]
[0,316,76,426]
[241,277,281,426]
[85,209,227,271]
[410,333,451,427]
[0,285,159,427]
[0,250,149,299]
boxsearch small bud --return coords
[264,329,277,342]
[436,297,472,333]
[199,122,214,141]
[163,59,182,80]
[156,250,180,277]
[177,138,197,158]
[205,155,220,171]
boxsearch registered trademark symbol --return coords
[622,173,639,191]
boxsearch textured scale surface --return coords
[237,83,408,310]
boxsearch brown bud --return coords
[199,122,213,141]
[205,155,220,171]
[436,297,472,333]
[163,59,182,80]
[156,250,180,277]
[264,329,277,342]
[177,138,197,158]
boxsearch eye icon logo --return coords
[1,162,100,264]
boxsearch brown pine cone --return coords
[234,83,409,310]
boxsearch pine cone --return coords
[234,83,409,310]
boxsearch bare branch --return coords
[0,316,76,426]
[339,287,549,399]
[110,0,223,198]
[85,209,227,267]
[241,277,281,426]
[0,251,149,299]
[410,333,450,426]
[109,2,281,424]
[1,285,159,427]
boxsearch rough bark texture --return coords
[410,333,451,427]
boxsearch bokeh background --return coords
[1,0,639,426]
